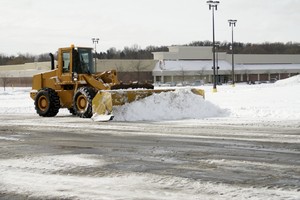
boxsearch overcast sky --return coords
[0,0,299,55]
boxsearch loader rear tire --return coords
[73,87,96,118]
[35,88,60,117]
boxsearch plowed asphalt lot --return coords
[0,114,299,199]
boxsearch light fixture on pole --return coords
[228,19,237,87]
[207,0,220,93]
[92,38,99,69]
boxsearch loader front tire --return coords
[73,87,96,118]
[35,88,60,117]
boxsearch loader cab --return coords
[73,48,94,74]
[58,46,94,81]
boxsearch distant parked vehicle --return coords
[176,81,191,87]
[268,78,277,83]
[192,80,204,86]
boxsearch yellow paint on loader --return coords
[92,91,113,116]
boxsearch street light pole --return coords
[207,0,220,93]
[228,19,237,87]
[216,44,220,85]
[92,38,99,70]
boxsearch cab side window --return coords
[62,52,70,73]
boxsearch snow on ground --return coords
[0,87,35,114]
[0,154,298,200]
[0,75,300,124]
[0,76,300,199]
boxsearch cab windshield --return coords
[73,48,94,74]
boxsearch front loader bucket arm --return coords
[82,74,110,90]
[81,70,120,91]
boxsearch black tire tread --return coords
[34,88,60,117]
[73,87,96,118]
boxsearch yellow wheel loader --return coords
[30,45,205,121]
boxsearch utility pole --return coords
[207,0,220,93]
[228,19,237,87]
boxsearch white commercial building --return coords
[152,46,300,84]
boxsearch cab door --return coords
[60,48,73,82]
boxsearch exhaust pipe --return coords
[49,53,54,70]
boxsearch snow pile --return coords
[274,74,300,86]
[113,89,226,121]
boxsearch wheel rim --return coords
[77,94,87,112]
[38,95,48,111]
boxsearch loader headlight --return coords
[73,72,78,81]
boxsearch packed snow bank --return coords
[274,74,300,86]
[206,75,300,121]
[113,89,226,121]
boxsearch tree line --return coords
[188,41,300,54]
[1,41,300,65]
[0,53,52,66]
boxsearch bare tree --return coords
[114,63,125,82]
[115,63,124,72]
[131,60,150,82]
[180,66,185,83]
[0,73,9,91]
[196,67,205,80]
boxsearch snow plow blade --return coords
[92,88,205,121]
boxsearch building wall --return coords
[152,52,178,60]
[0,60,156,87]
[153,46,213,60]
[174,46,213,60]
[0,62,51,72]
[117,71,153,83]
[0,77,32,87]
[96,59,156,83]
[227,54,300,64]
[96,59,156,72]
[154,46,300,64]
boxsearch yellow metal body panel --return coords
[92,91,113,116]
[56,90,74,108]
